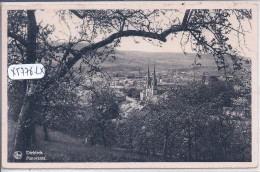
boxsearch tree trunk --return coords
[129,133,133,150]
[188,125,192,161]
[194,127,198,161]
[224,144,227,161]
[101,130,107,147]
[100,122,107,147]
[30,124,37,145]
[162,122,170,159]
[26,10,38,64]
[43,124,49,141]
[162,133,169,160]
[14,90,37,162]
[213,138,216,161]
[13,10,39,162]
[223,139,227,161]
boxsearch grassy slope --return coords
[8,120,160,162]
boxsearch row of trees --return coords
[113,75,251,162]
[9,81,120,146]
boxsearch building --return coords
[140,63,158,101]
[202,73,234,85]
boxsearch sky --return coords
[35,9,254,58]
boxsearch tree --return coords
[90,86,120,147]
[7,9,251,161]
[128,77,250,162]
[35,75,82,141]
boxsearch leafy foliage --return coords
[114,78,251,161]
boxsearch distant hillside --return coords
[92,50,219,75]
[73,49,248,77]
[113,50,217,68]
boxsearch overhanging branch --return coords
[70,10,87,19]
[47,9,192,91]
[81,25,184,53]
[64,24,184,71]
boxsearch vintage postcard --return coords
[1,1,258,169]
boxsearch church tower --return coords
[151,63,158,95]
[146,62,152,88]
[152,63,157,88]
[140,61,158,101]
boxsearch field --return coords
[8,120,161,162]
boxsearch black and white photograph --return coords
[1,2,258,168]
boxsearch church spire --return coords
[153,62,156,77]
[152,61,157,87]
[147,60,151,87]
[148,64,150,78]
